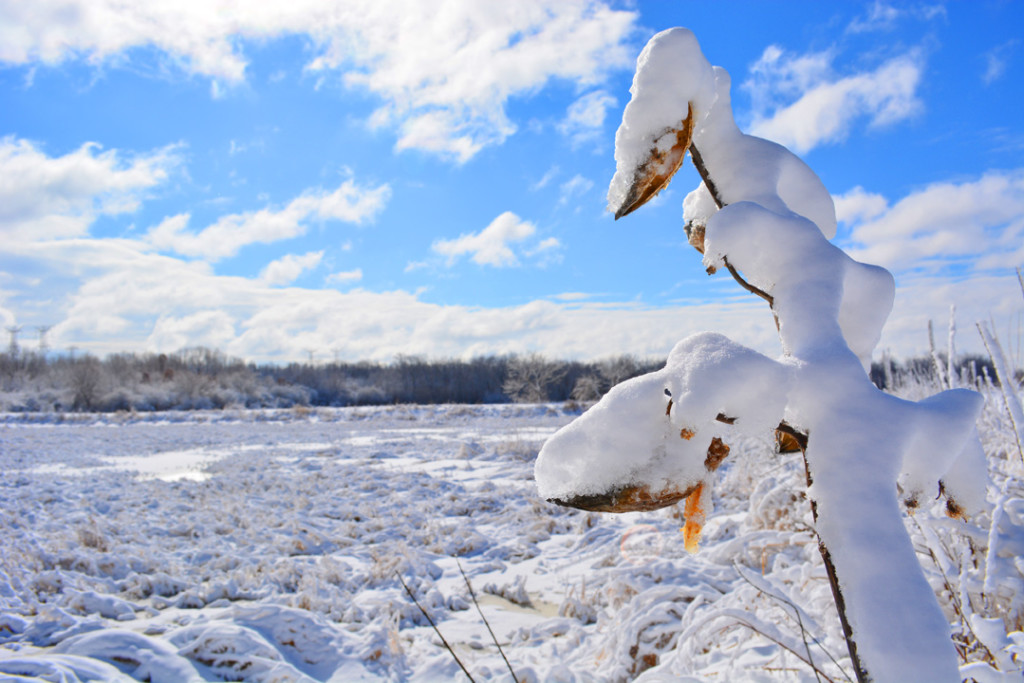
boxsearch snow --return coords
[536,332,791,503]
[2,23,1022,682]
[545,25,1010,682]
[1,399,1022,681]
[607,28,716,215]
[608,28,837,241]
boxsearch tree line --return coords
[0,345,999,413]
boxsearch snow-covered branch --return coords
[536,27,989,682]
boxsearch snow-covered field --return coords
[1,396,1022,681]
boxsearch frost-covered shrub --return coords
[535,26,994,683]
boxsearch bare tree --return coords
[570,374,604,402]
[503,353,566,403]
[70,356,102,411]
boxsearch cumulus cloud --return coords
[432,211,542,267]
[146,179,390,261]
[6,208,1014,364]
[839,170,1024,272]
[47,238,778,362]
[746,47,924,153]
[1,0,637,162]
[0,136,179,241]
[834,186,888,225]
[259,251,324,286]
[147,309,238,352]
[558,90,616,147]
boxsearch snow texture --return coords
[608,28,837,241]
[1,399,1022,681]
[544,26,994,682]
[536,332,791,501]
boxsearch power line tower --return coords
[36,325,52,354]
[6,325,22,357]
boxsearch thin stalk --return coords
[929,319,948,389]
[396,572,476,682]
[977,322,1024,465]
[799,434,870,682]
[691,139,867,681]
[689,142,774,308]
[732,562,852,683]
[457,559,519,683]
[948,305,957,389]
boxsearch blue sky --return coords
[1,0,1022,364]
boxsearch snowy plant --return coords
[534,27,989,682]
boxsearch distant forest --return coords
[0,345,1001,413]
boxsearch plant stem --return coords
[457,559,519,683]
[688,142,774,308]
[690,139,869,682]
[396,572,476,682]
[799,447,871,683]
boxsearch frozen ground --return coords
[1,398,1022,681]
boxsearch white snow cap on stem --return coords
[702,200,893,365]
[607,27,837,240]
[607,28,716,215]
[535,332,790,502]
[541,25,988,683]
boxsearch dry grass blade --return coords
[456,558,519,683]
[396,572,476,682]
[733,562,854,683]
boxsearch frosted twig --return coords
[682,608,841,683]
[977,322,1024,465]
[396,572,476,682]
[457,558,519,683]
[732,562,853,683]
[689,141,775,309]
[929,320,948,389]
[688,143,723,210]
[948,305,958,389]
[910,517,996,667]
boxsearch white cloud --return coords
[147,309,238,352]
[558,174,594,206]
[0,136,179,242]
[531,165,560,191]
[432,211,540,267]
[558,90,616,147]
[0,0,637,162]
[744,45,834,114]
[326,268,363,285]
[846,1,904,33]
[747,48,924,153]
[5,217,1016,364]
[532,237,561,253]
[846,2,946,33]
[259,250,324,286]
[834,186,888,225]
[983,40,1018,85]
[146,179,390,261]
[551,292,592,302]
[840,170,1024,272]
